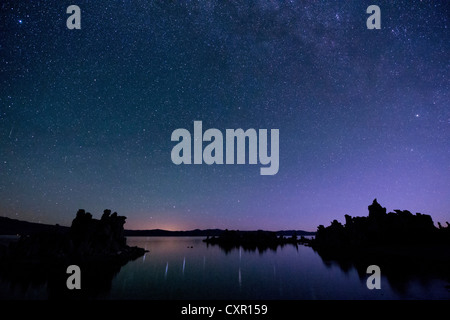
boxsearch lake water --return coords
[1,236,449,300]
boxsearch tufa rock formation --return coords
[6,209,147,263]
[0,209,147,298]
[310,199,450,289]
[203,229,304,253]
[311,199,449,255]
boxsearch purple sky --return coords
[1,1,449,232]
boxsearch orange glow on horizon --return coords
[125,218,190,231]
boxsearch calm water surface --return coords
[1,236,449,299]
[107,237,449,300]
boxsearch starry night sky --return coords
[1,1,449,231]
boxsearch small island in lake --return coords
[203,229,313,253]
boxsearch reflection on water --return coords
[1,236,449,299]
[107,237,449,300]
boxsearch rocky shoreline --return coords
[307,199,450,285]
[309,199,450,255]
[0,209,147,298]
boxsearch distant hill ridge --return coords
[0,216,69,235]
[0,216,315,237]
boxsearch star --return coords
[0,0,448,232]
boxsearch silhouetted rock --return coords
[309,199,450,293]
[0,209,147,299]
[203,229,302,253]
[6,209,146,264]
[68,209,130,259]
[310,199,450,273]
[368,198,386,219]
[311,199,447,252]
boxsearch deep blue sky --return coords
[1,1,449,231]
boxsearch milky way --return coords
[0,1,449,231]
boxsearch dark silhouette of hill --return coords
[124,228,224,237]
[125,228,314,237]
[0,209,147,299]
[0,216,314,237]
[0,216,69,235]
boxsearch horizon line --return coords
[0,215,316,234]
